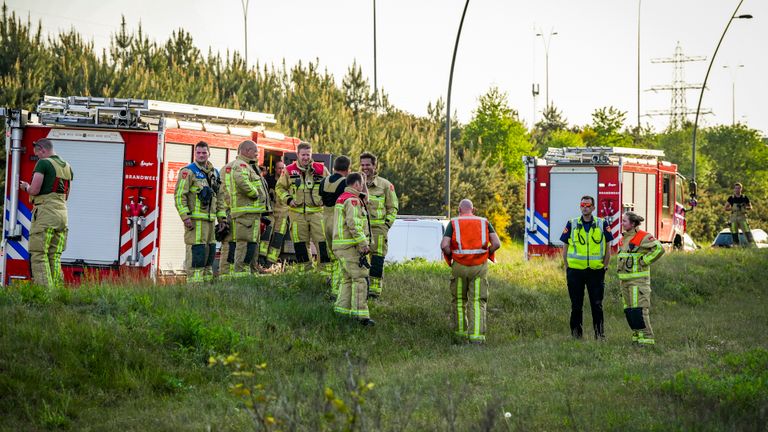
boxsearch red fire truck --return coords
[1,96,308,285]
[523,147,688,259]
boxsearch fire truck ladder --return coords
[544,146,665,164]
[36,96,277,131]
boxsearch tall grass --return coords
[0,245,766,430]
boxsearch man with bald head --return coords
[220,140,271,276]
[441,199,501,343]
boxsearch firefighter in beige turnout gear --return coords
[264,161,290,265]
[21,139,73,288]
[617,211,665,345]
[174,141,227,282]
[320,156,350,297]
[332,172,375,326]
[220,140,271,276]
[441,199,501,343]
[258,161,284,266]
[725,182,755,247]
[276,142,330,271]
[360,152,398,297]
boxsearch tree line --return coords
[1,5,766,242]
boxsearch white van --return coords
[385,217,449,263]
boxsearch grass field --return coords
[1,245,767,431]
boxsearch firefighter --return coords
[560,195,613,340]
[20,139,73,288]
[221,140,271,276]
[276,142,330,271]
[617,211,665,345]
[265,161,289,266]
[320,155,351,297]
[332,172,375,326]
[440,199,501,343]
[360,152,398,298]
[724,182,755,247]
[257,161,280,267]
[174,141,226,283]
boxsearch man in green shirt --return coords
[20,138,73,288]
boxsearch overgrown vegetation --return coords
[1,5,766,240]
[1,246,767,430]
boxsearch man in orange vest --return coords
[441,199,501,343]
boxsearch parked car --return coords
[682,233,700,251]
[711,228,768,248]
[385,217,449,263]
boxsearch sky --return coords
[6,0,767,135]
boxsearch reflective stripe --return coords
[453,219,462,252]
[480,219,487,246]
[472,277,481,340]
[456,277,464,335]
[619,271,650,280]
[452,249,489,255]
[633,285,639,307]
[643,242,663,263]
[43,228,55,286]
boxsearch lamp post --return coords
[690,0,751,199]
[241,0,250,67]
[637,0,642,129]
[373,0,378,106]
[445,0,470,218]
[722,64,744,125]
[536,28,558,108]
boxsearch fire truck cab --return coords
[523,146,687,259]
[1,96,313,285]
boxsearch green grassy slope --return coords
[1,246,767,431]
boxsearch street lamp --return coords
[689,0,751,200]
[637,0,642,129]
[536,28,558,109]
[241,0,250,67]
[445,0,470,218]
[722,64,744,125]
[373,0,378,106]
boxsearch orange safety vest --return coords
[446,216,493,266]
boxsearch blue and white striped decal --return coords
[3,198,31,260]
[525,209,549,245]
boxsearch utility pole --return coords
[723,64,744,125]
[373,0,378,106]
[637,0,642,129]
[241,0,250,67]
[536,28,558,108]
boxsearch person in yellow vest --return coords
[220,140,271,276]
[276,142,330,271]
[20,138,73,288]
[560,195,613,340]
[320,155,351,298]
[360,152,398,298]
[440,199,501,343]
[174,141,227,283]
[617,211,665,345]
[265,160,289,266]
[332,172,375,326]
[724,182,755,247]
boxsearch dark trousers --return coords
[566,267,605,339]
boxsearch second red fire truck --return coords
[523,146,688,259]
